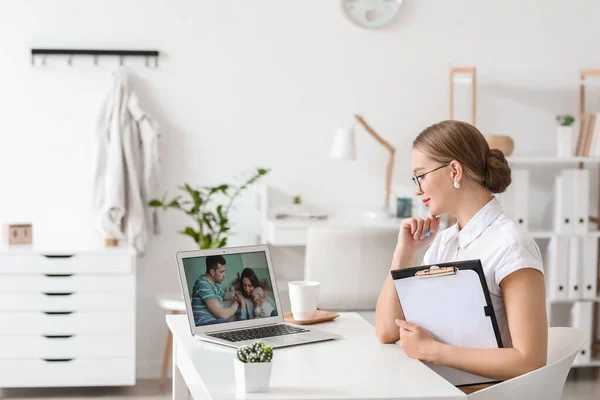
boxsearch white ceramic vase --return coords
[556,126,575,157]
[233,359,272,393]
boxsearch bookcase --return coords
[450,67,600,368]
[504,156,600,368]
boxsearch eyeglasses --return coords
[412,164,450,192]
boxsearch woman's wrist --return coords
[391,246,418,270]
[427,341,449,365]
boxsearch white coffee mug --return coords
[288,281,320,321]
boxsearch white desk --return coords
[265,218,401,246]
[167,313,466,400]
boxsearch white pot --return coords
[233,359,272,393]
[556,126,575,157]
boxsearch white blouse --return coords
[423,197,544,348]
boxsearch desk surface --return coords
[167,313,465,400]
[265,217,402,246]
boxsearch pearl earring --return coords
[453,180,461,189]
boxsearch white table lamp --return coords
[331,127,357,160]
[330,115,396,218]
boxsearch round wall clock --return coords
[342,0,402,29]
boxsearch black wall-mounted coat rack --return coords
[31,49,160,68]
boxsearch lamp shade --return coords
[330,127,356,160]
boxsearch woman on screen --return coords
[375,120,547,388]
[237,267,277,319]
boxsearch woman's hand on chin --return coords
[397,216,440,253]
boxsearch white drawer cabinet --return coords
[0,312,133,335]
[0,359,135,388]
[0,253,132,274]
[0,275,134,292]
[0,292,133,311]
[0,248,136,388]
[0,335,134,359]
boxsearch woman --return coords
[375,120,547,386]
[236,268,276,319]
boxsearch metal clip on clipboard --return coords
[415,265,458,278]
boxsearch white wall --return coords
[2,0,600,378]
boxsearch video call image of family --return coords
[183,252,278,327]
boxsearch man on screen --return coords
[191,255,240,325]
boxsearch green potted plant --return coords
[148,168,269,249]
[556,115,576,157]
[234,341,273,393]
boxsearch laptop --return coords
[176,244,341,349]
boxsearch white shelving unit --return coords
[507,156,600,164]
[508,156,600,368]
[529,231,600,239]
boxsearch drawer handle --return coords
[42,254,74,259]
[42,292,74,296]
[43,311,74,315]
[43,335,74,339]
[44,274,74,278]
[43,358,74,363]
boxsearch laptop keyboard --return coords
[207,324,309,343]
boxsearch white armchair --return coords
[304,225,398,311]
[467,327,585,399]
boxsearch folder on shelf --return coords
[571,301,593,365]
[573,169,590,234]
[554,170,576,233]
[546,237,569,301]
[567,238,582,300]
[511,169,529,230]
[581,237,599,300]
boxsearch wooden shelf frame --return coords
[449,66,477,126]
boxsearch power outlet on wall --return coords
[4,223,33,245]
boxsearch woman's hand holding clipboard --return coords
[394,319,438,363]
[398,214,441,252]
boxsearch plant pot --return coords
[484,135,514,157]
[233,359,272,393]
[556,126,575,157]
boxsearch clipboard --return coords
[391,259,503,387]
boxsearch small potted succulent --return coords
[556,114,575,157]
[233,341,273,393]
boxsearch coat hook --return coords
[42,55,47,66]
[68,55,73,66]
[94,55,98,66]
[145,56,149,67]
[154,56,158,69]
[119,56,124,66]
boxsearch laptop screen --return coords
[182,251,279,327]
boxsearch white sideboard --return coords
[0,246,136,388]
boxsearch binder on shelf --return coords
[571,301,593,365]
[512,169,529,229]
[581,237,599,300]
[554,170,576,233]
[573,169,590,234]
[546,237,569,300]
[567,238,582,300]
